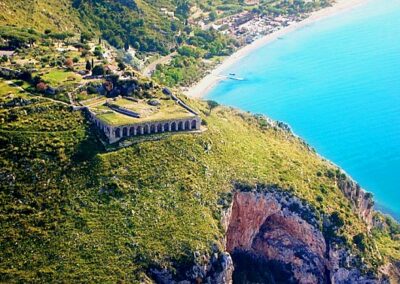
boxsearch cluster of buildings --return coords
[213,12,303,44]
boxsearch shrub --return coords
[353,233,367,252]
[87,85,98,95]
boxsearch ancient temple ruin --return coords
[89,112,201,143]
[84,88,201,144]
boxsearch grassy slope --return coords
[1,82,398,282]
[0,0,84,32]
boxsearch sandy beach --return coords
[185,0,369,99]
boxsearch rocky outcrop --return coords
[336,174,374,229]
[149,248,234,284]
[224,188,387,284]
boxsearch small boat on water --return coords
[229,73,236,76]
[228,75,244,81]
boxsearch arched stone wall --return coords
[100,116,201,144]
[164,122,170,131]
[130,127,135,136]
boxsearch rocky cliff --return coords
[222,187,388,284]
[149,184,389,284]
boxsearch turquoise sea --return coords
[206,0,400,220]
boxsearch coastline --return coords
[184,0,369,99]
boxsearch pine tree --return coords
[86,60,92,71]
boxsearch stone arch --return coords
[137,125,143,135]
[150,124,156,134]
[115,128,121,138]
[191,120,197,130]
[157,124,163,132]
[185,120,190,130]
[171,122,177,131]
[178,121,184,131]
[144,125,150,134]
[123,127,128,137]
[129,126,135,136]
[164,122,170,132]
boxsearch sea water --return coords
[206,0,400,220]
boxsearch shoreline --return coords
[184,0,369,99]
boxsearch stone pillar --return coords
[108,126,117,143]
[196,117,201,130]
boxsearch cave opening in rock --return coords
[231,248,297,283]
[226,191,330,284]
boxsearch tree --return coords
[1,55,9,63]
[118,62,126,71]
[124,41,129,51]
[209,10,217,21]
[176,0,191,19]
[80,32,93,43]
[92,65,105,76]
[94,46,103,58]
[64,58,74,69]
[207,100,219,115]
[19,71,33,82]
[36,82,48,92]
[85,60,92,71]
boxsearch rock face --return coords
[336,175,374,229]
[224,189,387,284]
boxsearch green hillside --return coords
[0,0,331,53]
[1,0,399,282]
[0,0,84,32]
[0,83,399,281]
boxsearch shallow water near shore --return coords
[206,0,400,220]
